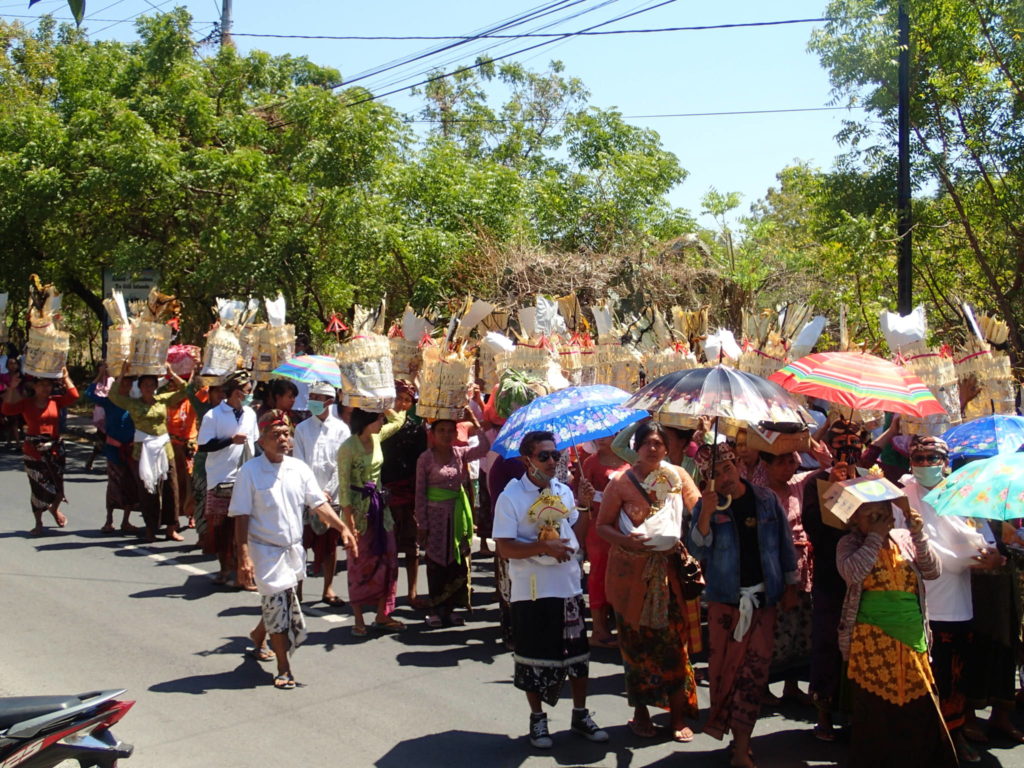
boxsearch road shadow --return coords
[374,728,625,768]
[130,574,219,601]
[149,660,265,694]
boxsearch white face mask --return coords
[129,381,142,399]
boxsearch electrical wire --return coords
[403,105,864,123]
[230,17,829,41]
[88,0,174,35]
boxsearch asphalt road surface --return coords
[2,440,1023,767]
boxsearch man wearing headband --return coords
[901,435,1001,761]
[292,381,350,607]
[493,430,608,750]
[689,441,798,767]
[230,409,358,690]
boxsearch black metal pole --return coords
[896,0,912,314]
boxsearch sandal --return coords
[352,626,368,637]
[321,595,346,608]
[672,727,695,743]
[247,646,274,662]
[425,615,443,628]
[373,617,406,632]
[812,724,836,742]
[273,673,296,690]
[446,614,465,627]
[627,720,661,738]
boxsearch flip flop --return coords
[247,646,274,662]
[627,720,661,738]
[672,728,695,743]
[352,626,368,637]
[813,725,836,742]
[321,595,346,608]
[425,615,443,628]
[273,673,296,690]
[373,618,406,632]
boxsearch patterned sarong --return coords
[261,587,307,655]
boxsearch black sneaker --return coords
[570,708,609,742]
[529,713,553,749]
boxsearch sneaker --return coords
[529,713,553,749]
[571,708,609,742]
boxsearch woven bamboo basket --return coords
[254,324,295,381]
[418,345,473,421]
[23,327,70,378]
[957,350,1017,420]
[337,332,396,411]
[238,325,259,372]
[105,325,133,377]
[901,351,961,436]
[596,343,642,391]
[202,327,242,378]
[128,321,172,376]
[389,337,421,382]
[737,348,787,381]
[644,347,700,383]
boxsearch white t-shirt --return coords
[229,454,327,595]
[492,475,581,602]
[901,475,986,622]
[292,412,350,499]
[198,402,258,488]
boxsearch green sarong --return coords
[856,589,927,652]
[426,485,473,565]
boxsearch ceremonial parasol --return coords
[768,351,945,419]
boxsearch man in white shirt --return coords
[231,409,358,690]
[493,430,608,749]
[292,381,350,606]
[900,434,1001,763]
[197,371,259,587]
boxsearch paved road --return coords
[1,440,1022,767]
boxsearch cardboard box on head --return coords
[819,475,911,530]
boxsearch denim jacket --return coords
[688,481,799,607]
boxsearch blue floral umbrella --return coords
[924,453,1024,521]
[941,415,1024,461]
[492,385,647,459]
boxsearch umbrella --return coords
[271,354,342,388]
[625,365,811,428]
[769,351,945,419]
[942,415,1024,461]
[491,385,647,459]
[924,453,1024,521]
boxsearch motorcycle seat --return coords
[0,696,80,729]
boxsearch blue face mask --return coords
[307,399,326,417]
[241,393,254,408]
[912,464,945,489]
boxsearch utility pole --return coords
[896,0,912,315]
[220,0,234,50]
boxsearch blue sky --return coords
[4,0,870,227]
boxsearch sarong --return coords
[203,490,235,564]
[261,587,307,656]
[427,558,470,611]
[930,619,971,732]
[705,602,777,739]
[23,439,65,515]
[171,438,194,521]
[192,453,207,544]
[770,590,812,678]
[512,595,589,706]
[105,456,138,512]
[496,555,514,649]
[585,522,610,612]
[347,525,398,612]
[849,681,957,767]
[132,454,178,532]
[385,477,417,552]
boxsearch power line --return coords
[339,0,680,106]
[403,106,864,123]
[89,0,175,35]
[231,17,829,41]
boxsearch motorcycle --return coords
[0,690,133,768]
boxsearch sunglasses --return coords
[534,450,562,463]
[910,453,945,465]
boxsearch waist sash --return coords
[856,589,927,652]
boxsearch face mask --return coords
[307,399,326,417]
[129,381,142,399]
[241,393,254,408]
[912,464,945,488]
[528,459,554,485]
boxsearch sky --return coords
[2,0,871,228]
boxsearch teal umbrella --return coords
[923,453,1024,521]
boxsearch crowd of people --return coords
[3,346,1024,767]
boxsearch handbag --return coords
[623,469,704,598]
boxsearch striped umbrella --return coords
[271,354,342,388]
[769,351,945,419]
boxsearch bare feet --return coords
[672,726,695,742]
[166,527,184,542]
[187,517,195,529]
[50,508,67,527]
